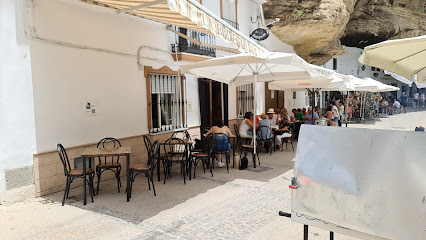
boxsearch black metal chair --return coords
[233,124,242,154]
[143,135,152,155]
[171,130,191,140]
[257,126,274,155]
[172,130,192,173]
[163,138,188,184]
[211,133,231,173]
[190,134,212,178]
[240,132,261,168]
[57,144,95,206]
[128,141,159,197]
[95,138,122,194]
[281,136,294,151]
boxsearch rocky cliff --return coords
[263,0,426,65]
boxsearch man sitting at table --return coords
[266,108,278,128]
[292,108,304,121]
[303,107,320,125]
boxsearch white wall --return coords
[0,0,37,203]
[284,90,308,111]
[29,0,200,152]
[185,74,200,127]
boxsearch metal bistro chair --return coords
[280,132,294,151]
[144,135,165,182]
[211,133,231,173]
[190,133,213,178]
[240,133,261,168]
[163,138,188,184]
[171,130,191,140]
[57,144,95,206]
[95,138,122,194]
[257,126,274,155]
[233,124,243,154]
[128,141,159,197]
[172,130,192,174]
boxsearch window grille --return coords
[149,74,187,133]
[237,84,253,118]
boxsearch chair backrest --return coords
[258,126,273,140]
[233,124,241,139]
[143,135,152,157]
[148,141,159,172]
[171,130,191,140]
[57,144,71,176]
[164,138,187,162]
[212,133,230,152]
[97,137,121,164]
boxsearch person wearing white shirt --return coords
[420,92,425,107]
[414,92,419,107]
[393,100,401,113]
[328,101,339,124]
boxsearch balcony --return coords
[171,27,216,58]
[222,18,239,30]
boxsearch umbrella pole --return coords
[310,88,316,125]
[253,71,258,168]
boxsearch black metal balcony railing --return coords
[222,18,239,30]
[171,26,216,57]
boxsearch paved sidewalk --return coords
[348,107,426,131]
[3,110,424,240]
[0,170,356,240]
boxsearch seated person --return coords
[239,112,255,138]
[292,108,305,121]
[274,114,292,150]
[314,106,321,118]
[393,100,401,113]
[249,110,260,127]
[301,108,307,116]
[302,107,320,125]
[324,106,337,126]
[258,113,274,140]
[266,108,278,128]
[205,119,235,167]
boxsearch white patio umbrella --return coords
[384,70,426,89]
[359,35,426,82]
[269,67,355,124]
[362,77,400,92]
[347,76,379,92]
[180,52,328,165]
[268,65,351,91]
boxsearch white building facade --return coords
[0,0,306,203]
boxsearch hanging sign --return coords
[250,28,269,41]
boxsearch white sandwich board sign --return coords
[292,125,426,240]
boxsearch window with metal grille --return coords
[237,84,254,118]
[149,74,187,133]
